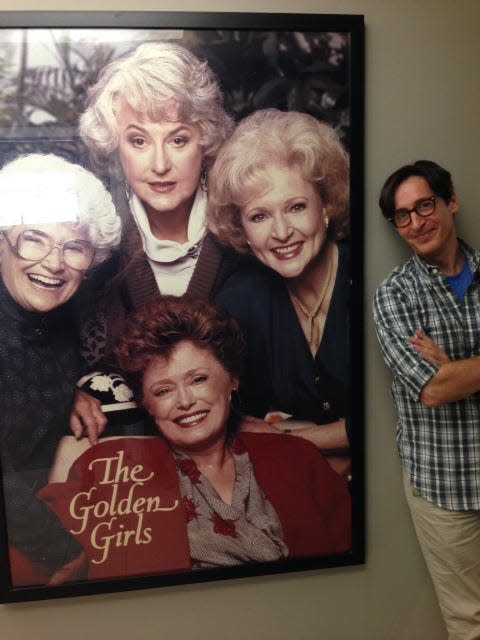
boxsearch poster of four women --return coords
[0,12,364,601]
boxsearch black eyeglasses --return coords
[388,196,438,228]
[1,229,95,270]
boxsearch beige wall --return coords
[1,1,479,638]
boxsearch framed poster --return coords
[0,11,365,603]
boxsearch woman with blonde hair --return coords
[209,108,351,477]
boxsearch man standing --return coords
[373,160,480,640]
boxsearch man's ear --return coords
[449,191,459,215]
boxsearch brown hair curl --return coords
[114,295,246,400]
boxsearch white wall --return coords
[1,1,479,638]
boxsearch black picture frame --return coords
[0,10,365,603]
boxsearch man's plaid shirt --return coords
[373,239,480,510]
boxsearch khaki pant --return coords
[403,471,480,640]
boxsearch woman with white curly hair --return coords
[74,41,239,442]
[78,41,236,347]
[0,153,121,587]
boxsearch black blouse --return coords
[0,279,83,571]
[216,242,350,426]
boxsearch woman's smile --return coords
[176,410,209,427]
[0,222,88,313]
[142,340,238,454]
[27,273,66,288]
[271,241,304,260]
[241,165,327,280]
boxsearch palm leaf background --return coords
[0,29,351,170]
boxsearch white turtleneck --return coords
[129,188,207,295]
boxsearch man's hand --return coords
[410,330,451,366]
[70,389,107,445]
[48,551,88,586]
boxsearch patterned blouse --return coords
[174,436,288,568]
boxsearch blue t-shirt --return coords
[446,259,473,301]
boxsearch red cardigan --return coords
[10,433,351,586]
[243,433,351,558]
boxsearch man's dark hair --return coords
[379,160,454,220]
